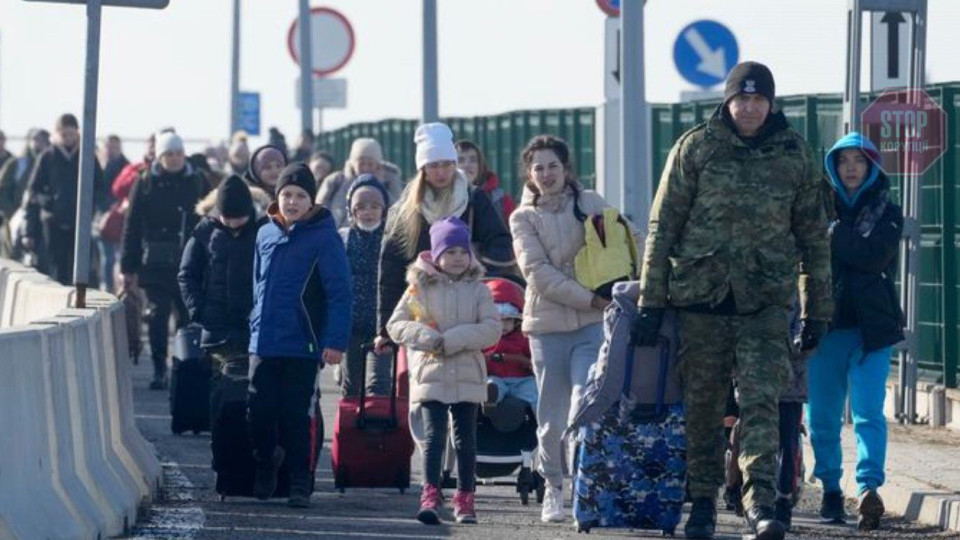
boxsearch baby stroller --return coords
[440,277,544,505]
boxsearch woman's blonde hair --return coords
[393,168,454,258]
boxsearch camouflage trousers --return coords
[679,305,792,510]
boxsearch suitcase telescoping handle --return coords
[622,335,670,421]
[357,342,400,430]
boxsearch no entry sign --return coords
[288,7,355,77]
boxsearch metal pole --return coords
[298,0,314,135]
[620,0,649,231]
[229,0,240,136]
[422,0,439,123]
[73,0,103,307]
[843,0,863,134]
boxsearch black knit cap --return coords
[216,174,253,218]
[724,61,775,104]
[275,162,317,201]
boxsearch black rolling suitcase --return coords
[211,357,324,500]
[169,324,211,434]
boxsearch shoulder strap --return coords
[572,188,587,222]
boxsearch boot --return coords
[287,471,313,508]
[819,490,846,524]
[149,358,167,390]
[723,485,744,516]
[683,497,716,539]
[774,496,793,531]
[857,489,884,531]
[745,505,786,540]
[252,446,285,500]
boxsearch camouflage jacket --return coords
[638,109,833,321]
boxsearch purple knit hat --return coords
[429,216,472,261]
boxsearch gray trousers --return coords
[529,323,603,488]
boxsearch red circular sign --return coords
[287,7,355,78]
[860,87,948,177]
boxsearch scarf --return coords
[420,172,469,225]
[535,183,574,214]
[852,188,889,238]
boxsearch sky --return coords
[2,0,960,156]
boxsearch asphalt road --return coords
[121,354,958,540]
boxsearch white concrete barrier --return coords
[0,326,94,540]
[0,259,161,539]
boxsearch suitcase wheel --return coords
[399,488,405,495]
[576,522,591,534]
[339,487,345,494]
[534,471,545,504]
[661,529,675,537]
[219,495,226,502]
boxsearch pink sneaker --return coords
[417,484,442,525]
[452,490,477,524]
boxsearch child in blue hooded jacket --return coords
[248,162,352,508]
[806,132,904,531]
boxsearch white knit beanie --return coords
[414,123,457,170]
[156,131,184,157]
[349,138,383,162]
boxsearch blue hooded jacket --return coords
[824,132,882,208]
[249,202,353,360]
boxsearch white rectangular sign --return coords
[296,77,347,109]
[22,0,170,8]
[871,11,911,91]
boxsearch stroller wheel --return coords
[534,471,546,504]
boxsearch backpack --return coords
[565,281,681,438]
[572,197,639,299]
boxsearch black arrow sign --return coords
[612,28,621,84]
[882,11,906,79]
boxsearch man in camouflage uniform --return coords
[632,62,832,540]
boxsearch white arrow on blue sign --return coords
[673,20,739,89]
[238,92,260,136]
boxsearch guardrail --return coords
[0,258,161,540]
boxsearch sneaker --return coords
[819,490,846,524]
[857,489,884,531]
[417,484,442,525]
[774,497,793,531]
[540,484,564,523]
[745,505,786,540]
[252,447,285,500]
[684,497,717,539]
[452,490,477,524]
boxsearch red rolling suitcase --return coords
[332,343,414,493]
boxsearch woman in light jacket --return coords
[509,134,618,523]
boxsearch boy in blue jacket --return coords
[248,162,352,508]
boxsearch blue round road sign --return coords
[673,20,739,88]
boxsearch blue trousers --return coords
[806,329,891,495]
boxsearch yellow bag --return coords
[574,207,639,299]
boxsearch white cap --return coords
[156,131,184,157]
[496,302,522,319]
[414,122,457,170]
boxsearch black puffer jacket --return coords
[178,214,260,349]
[120,162,209,285]
[377,185,515,337]
[827,176,905,352]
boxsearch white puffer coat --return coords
[387,253,501,404]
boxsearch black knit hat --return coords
[724,61,775,104]
[275,162,317,201]
[216,175,253,218]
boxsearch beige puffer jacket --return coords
[387,253,501,405]
[510,184,615,335]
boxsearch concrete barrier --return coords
[0,326,94,540]
[0,259,161,539]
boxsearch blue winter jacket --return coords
[249,203,353,360]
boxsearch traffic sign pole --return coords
[298,0,314,136]
[229,0,240,136]
[422,0,439,123]
[620,0,649,231]
[71,0,103,307]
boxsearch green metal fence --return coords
[316,83,959,387]
[316,108,596,198]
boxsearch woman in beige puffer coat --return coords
[387,216,500,525]
[509,135,623,523]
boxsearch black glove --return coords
[631,307,665,347]
[799,319,829,352]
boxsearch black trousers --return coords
[777,402,803,499]
[248,356,319,478]
[143,279,187,378]
[421,401,478,492]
